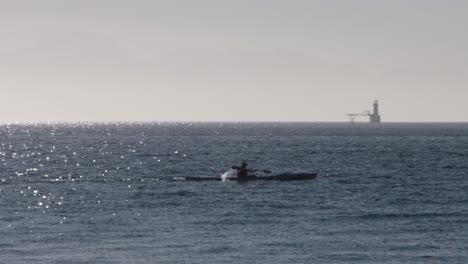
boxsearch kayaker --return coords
[233,162,256,179]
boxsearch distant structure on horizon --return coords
[346,100,382,123]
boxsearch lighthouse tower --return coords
[370,100,381,123]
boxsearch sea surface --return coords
[1,122,467,264]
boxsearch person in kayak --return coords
[233,162,256,179]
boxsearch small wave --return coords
[389,244,441,251]
[336,179,353,184]
[346,212,468,220]
[164,190,197,197]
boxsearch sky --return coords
[1,0,467,122]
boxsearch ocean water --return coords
[1,122,467,264]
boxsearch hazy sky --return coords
[1,0,467,122]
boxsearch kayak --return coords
[175,173,317,181]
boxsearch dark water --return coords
[1,122,467,263]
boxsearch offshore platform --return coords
[346,100,381,123]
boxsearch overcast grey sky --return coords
[1,0,467,122]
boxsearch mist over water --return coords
[1,122,467,263]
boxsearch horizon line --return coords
[1,120,467,124]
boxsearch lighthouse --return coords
[370,100,381,123]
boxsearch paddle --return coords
[254,169,272,174]
[231,166,272,174]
